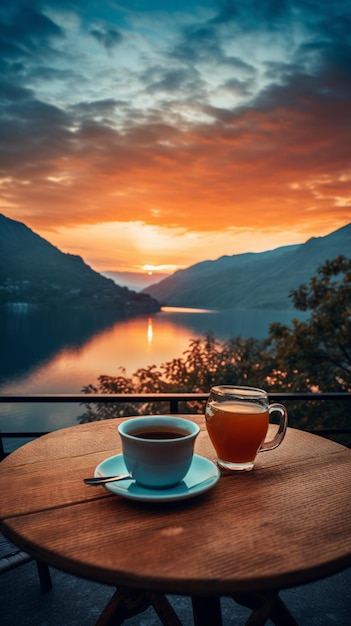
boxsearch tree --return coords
[261,256,351,437]
[78,334,266,421]
[265,255,351,393]
[78,256,351,442]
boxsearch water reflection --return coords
[0,305,308,392]
[0,305,307,435]
[0,308,127,385]
[0,308,206,394]
[147,318,153,345]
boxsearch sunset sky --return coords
[1,0,350,276]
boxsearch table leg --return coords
[94,587,151,626]
[95,587,298,626]
[150,593,183,626]
[265,594,298,626]
[191,595,223,626]
[95,587,182,626]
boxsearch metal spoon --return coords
[84,473,132,485]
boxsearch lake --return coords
[0,306,307,434]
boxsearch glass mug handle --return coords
[259,403,288,453]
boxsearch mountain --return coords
[0,214,160,313]
[102,270,170,292]
[143,223,351,310]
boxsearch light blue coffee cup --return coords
[118,416,200,489]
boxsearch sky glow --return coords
[0,0,350,275]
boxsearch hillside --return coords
[0,214,160,313]
[143,223,351,310]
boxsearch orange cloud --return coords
[6,98,348,241]
[1,1,350,271]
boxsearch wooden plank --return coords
[1,420,351,598]
[3,445,351,595]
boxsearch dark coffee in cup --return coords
[130,427,189,440]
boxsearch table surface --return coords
[1,416,351,597]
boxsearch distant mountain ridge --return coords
[0,214,160,313]
[143,223,351,310]
[102,270,170,292]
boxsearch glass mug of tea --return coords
[205,385,288,471]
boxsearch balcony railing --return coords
[1,392,351,460]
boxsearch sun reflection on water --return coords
[147,318,153,344]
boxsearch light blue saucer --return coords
[94,454,220,502]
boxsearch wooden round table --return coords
[1,416,351,626]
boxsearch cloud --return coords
[0,80,72,176]
[89,25,123,51]
[0,0,350,261]
[0,0,64,63]
[211,0,293,29]
[143,66,207,102]
[171,24,223,63]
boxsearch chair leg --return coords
[232,591,298,626]
[0,532,52,594]
[35,560,52,593]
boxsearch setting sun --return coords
[142,264,175,275]
[0,0,350,276]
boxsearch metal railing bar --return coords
[1,392,350,460]
[0,392,350,402]
[0,393,208,403]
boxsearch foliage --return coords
[264,255,351,393]
[258,255,351,437]
[78,256,351,442]
[79,335,266,420]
